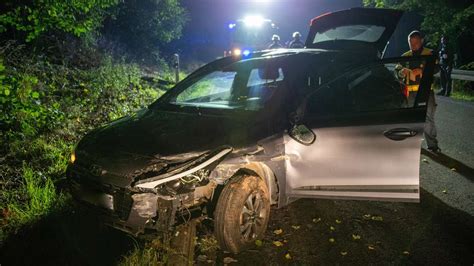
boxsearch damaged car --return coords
[67,8,436,253]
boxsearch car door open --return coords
[284,55,435,203]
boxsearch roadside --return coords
[1,89,473,266]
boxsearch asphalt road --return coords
[420,96,474,215]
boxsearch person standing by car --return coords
[437,35,453,97]
[288,32,305,48]
[268,34,283,49]
[399,30,440,153]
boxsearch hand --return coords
[409,68,423,81]
[399,68,410,78]
[411,68,423,76]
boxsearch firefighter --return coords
[400,30,441,153]
[268,34,283,49]
[437,35,453,97]
[289,32,304,48]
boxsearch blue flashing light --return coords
[228,23,236,30]
[243,49,251,56]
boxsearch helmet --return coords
[292,32,301,39]
[272,34,280,41]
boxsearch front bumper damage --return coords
[67,146,232,236]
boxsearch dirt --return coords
[1,189,473,265]
[207,189,474,265]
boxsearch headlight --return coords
[70,152,76,164]
[233,49,242,56]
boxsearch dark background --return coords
[169,0,425,65]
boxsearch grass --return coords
[2,163,67,240]
[120,240,169,266]
[451,87,474,102]
[433,77,474,102]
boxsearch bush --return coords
[0,44,170,241]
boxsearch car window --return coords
[313,25,385,44]
[176,71,236,105]
[171,60,285,111]
[247,68,284,87]
[306,57,428,116]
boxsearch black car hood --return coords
[73,107,268,184]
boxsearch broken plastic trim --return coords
[134,146,233,189]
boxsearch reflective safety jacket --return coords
[400,47,434,92]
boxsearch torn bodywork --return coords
[69,146,232,236]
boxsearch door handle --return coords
[384,128,417,141]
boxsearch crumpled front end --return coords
[67,146,232,236]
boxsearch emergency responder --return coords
[288,32,305,48]
[268,34,283,49]
[400,30,440,153]
[437,35,453,97]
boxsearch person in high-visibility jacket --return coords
[399,30,440,153]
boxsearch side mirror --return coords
[288,124,316,145]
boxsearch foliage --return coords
[0,44,168,240]
[363,0,474,48]
[3,164,66,235]
[0,0,120,42]
[101,0,188,64]
[120,243,163,266]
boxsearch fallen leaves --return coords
[450,167,456,171]
[335,219,342,224]
[403,251,410,255]
[223,257,238,264]
[273,241,284,247]
[363,214,383,221]
[352,234,361,240]
[291,225,300,230]
[367,245,376,250]
[340,251,348,256]
[273,229,283,235]
[285,253,292,260]
[422,158,429,163]
[371,216,383,222]
[329,238,335,243]
[329,226,336,231]
[255,239,263,247]
[312,217,322,223]
[442,189,447,194]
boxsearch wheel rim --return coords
[239,192,265,241]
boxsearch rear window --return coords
[313,24,385,44]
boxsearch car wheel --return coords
[214,174,270,253]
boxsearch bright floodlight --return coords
[233,49,242,56]
[243,15,265,28]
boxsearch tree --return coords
[0,0,120,42]
[101,0,188,64]
[363,0,474,65]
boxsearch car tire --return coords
[214,174,271,253]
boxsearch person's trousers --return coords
[425,90,438,149]
[439,67,452,96]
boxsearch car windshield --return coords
[168,59,285,111]
[313,24,385,44]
